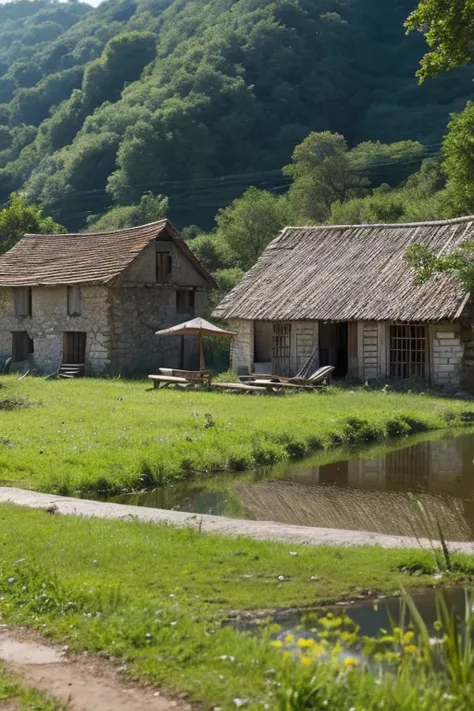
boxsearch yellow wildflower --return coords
[284,634,295,644]
[270,640,283,649]
[403,631,415,645]
[403,645,417,654]
[297,638,315,649]
[301,656,312,666]
[343,657,358,668]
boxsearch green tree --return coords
[406,0,474,79]
[284,132,369,223]
[214,187,290,270]
[87,192,168,231]
[187,231,230,273]
[210,267,244,306]
[0,192,64,253]
[442,102,474,214]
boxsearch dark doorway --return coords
[319,322,348,377]
[63,332,86,364]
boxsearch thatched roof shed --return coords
[213,217,474,323]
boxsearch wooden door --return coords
[63,332,86,364]
[272,323,291,376]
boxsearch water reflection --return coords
[255,587,471,641]
[111,431,474,541]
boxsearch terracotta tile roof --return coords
[213,217,474,323]
[0,220,213,287]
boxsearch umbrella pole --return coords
[199,331,204,372]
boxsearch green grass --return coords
[0,505,473,710]
[0,376,473,495]
[0,663,63,709]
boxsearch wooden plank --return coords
[148,375,189,384]
[211,382,267,392]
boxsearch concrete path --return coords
[1,486,474,553]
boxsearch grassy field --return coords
[0,504,473,710]
[1,376,473,495]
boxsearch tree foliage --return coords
[0,0,469,231]
[0,192,64,253]
[88,192,168,231]
[406,0,474,80]
[405,241,474,295]
[214,187,289,271]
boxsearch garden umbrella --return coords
[155,317,235,371]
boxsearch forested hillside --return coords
[0,0,472,232]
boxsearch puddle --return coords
[265,587,471,640]
[108,430,474,540]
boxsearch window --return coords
[13,288,32,318]
[156,252,172,283]
[389,324,427,379]
[176,289,195,315]
[12,332,33,362]
[67,285,81,316]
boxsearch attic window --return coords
[176,289,195,315]
[389,324,427,379]
[156,253,172,283]
[13,288,32,318]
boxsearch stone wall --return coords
[229,319,254,374]
[0,285,111,374]
[110,286,198,374]
[117,242,211,288]
[110,239,211,374]
[430,323,464,390]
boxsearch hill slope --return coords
[0,0,471,229]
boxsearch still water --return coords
[248,587,470,640]
[111,431,474,541]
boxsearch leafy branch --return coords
[404,240,474,295]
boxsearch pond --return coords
[259,587,470,641]
[110,430,474,541]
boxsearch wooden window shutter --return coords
[67,286,82,316]
[13,288,32,318]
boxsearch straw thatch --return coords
[155,317,235,338]
[213,217,474,323]
[0,219,214,287]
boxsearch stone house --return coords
[0,219,214,375]
[212,216,474,391]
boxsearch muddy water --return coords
[111,431,474,541]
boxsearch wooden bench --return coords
[148,374,191,389]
